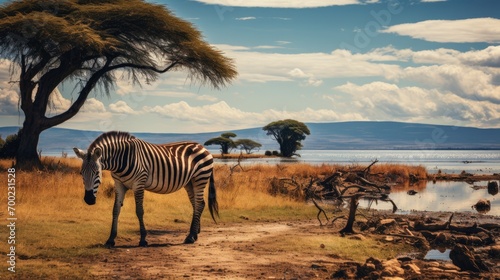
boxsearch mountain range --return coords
[1,121,499,156]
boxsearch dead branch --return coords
[312,198,329,226]
[340,193,364,234]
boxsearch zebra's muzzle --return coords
[84,190,96,205]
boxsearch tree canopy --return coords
[234,139,262,154]
[0,0,237,169]
[263,119,310,157]
[204,132,237,154]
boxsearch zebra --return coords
[73,131,218,247]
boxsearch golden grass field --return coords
[0,157,425,278]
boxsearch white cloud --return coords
[235,17,256,20]
[333,81,500,127]
[81,98,107,113]
[193,0,378,8]
[216,44,401,84]
[144,101,363,131]
[0,60,20,115]
[109,101,139,115]
[399,64,500,103]
[382,18,500,43]
[0,87,19,115]
[46,88,71,115]
[254,45,284,49]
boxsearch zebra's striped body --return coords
[74,131,218,246]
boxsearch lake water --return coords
[214,149,500,174]
[215,150,500,216]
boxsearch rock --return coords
[407,190,418,195]
[487,181,499,195]
[379,219,397,226]
[488,245,500,258]
[441,263,460,270]
[381,259,404,276]
[449,244,490,272]
[402,263,421,275]
[425,261,440,268]
[434,232,450,245]
[472,199,491,214]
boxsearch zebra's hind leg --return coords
[183,181,205,244]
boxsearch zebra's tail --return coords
[208,172,219,223]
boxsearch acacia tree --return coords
[204,132,236,154]
[234,139,261,154]
[0,0,237,169]
[263,119,310,157]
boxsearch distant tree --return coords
[0,0,237,169]
[234,139,262,154]
[263,119,310,157]
[221,132,237,139]
[204,132,237,154]
[0,135,5,150]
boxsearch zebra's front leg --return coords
[134,189,148,247]
[106,182,127,248]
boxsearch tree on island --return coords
[0,0,237,169]
[204,132,237,155]
[234,139,262,154]
[263,119,310,157]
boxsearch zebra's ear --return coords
[92,147,102,161]
[73,148,86,159]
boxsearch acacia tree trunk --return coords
[16,118,44,170]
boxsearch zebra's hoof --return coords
[139,240,148,247]
[104,241,115,248]
[183,235,197,244]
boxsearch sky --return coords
[1,0,500,133]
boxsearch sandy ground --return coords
[83,214,499,280]
[89,220,341,279]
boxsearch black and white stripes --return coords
[74,131,218,246]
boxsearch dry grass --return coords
[0,157,427,278]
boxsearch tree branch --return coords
[41,57,116,130]
[107,60,179,73]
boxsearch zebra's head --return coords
[73,147,103,205]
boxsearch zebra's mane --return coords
[88,131,136,153]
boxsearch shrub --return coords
[0,133,19,159]
[265,150,272,156]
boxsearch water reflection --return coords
[360,180,499,216]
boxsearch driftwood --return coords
[306,159,400,234]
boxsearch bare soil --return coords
[84,212,499,279]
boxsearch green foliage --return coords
[0,0,237,168]
[204,136,235,154]
[0,135,5,149]
[263,119,310,157]
[221,132,237,139]
[205,132,262,155]
[234,139,262,154]
[0,132,19,158]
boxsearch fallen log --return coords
[413,213,454,231]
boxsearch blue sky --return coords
[1,0,499,132]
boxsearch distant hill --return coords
[1,121,499,156]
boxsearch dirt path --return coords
[90,220,337,279]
